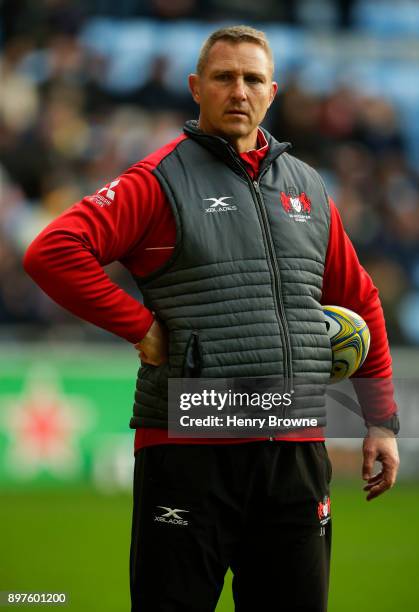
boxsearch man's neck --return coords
[197,121,259,153]
[231,134,259,154]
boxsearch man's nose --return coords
[230,78,246,100]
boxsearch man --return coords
[24,26,399,612]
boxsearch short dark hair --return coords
[197,25,274,76]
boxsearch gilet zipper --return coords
[220,144,294,438]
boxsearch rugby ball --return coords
[323,305,370,383]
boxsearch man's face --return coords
[189,41,277,152]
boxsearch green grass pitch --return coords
[1,481,418,611]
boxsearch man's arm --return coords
[23,166,170,345]
[321,198,399,500]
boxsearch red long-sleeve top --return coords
[23,130,396,450]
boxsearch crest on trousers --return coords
[280,189,312,223]
[317,495,331,526]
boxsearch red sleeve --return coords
[23,165,172,343]
[322,198,397,421]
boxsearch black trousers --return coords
[130,441,332,612]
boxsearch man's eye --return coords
[246,76,262,84]
[216,74,230,81]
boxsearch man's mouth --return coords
[225,110,248,116]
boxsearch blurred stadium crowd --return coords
[1,0,419,344]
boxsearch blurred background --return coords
[0,1,418,610]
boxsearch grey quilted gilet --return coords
[130,121,332,429]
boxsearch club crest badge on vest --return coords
[317,495,331,526]
[280,189,312,223]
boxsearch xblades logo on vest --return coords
[203,196,238,214]
[280,188,312,223]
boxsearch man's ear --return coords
[269,81,278,106]
[188,74,200,104]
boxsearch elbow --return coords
[23,238,44,282]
